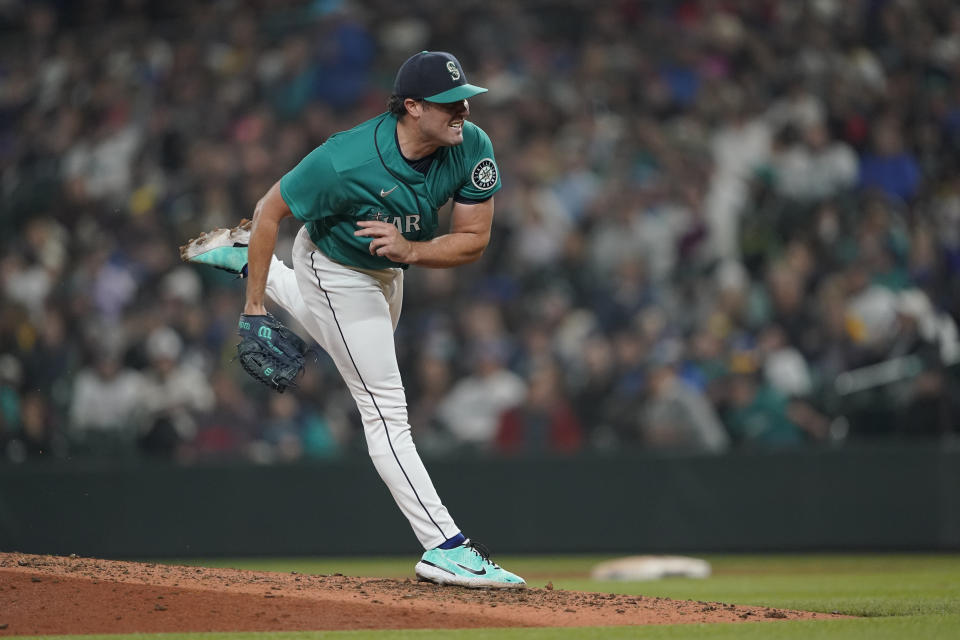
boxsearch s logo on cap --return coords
[446,61,461,81]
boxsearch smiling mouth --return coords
[449,120,463,130]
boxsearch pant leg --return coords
[266,248,401,333]
[290,227,458,549]
[264,255,314,323]
[387,269,403,331]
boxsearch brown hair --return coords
[387,95,410,117]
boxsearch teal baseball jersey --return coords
[280,112,501,270]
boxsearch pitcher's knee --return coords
[354,399,408,427]
[364,422,415,453]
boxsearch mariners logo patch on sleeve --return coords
[471,158,498,190]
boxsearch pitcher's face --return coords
[419,99,470,147]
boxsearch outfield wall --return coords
[2,443,958,557]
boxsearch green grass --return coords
[15,554,960,640]
[15,618,960,640]
[554,554,960,617]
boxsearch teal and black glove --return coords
[237,314,307,393]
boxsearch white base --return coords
[591,555,712,581]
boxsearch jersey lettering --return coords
[369,211,423,234]
[387,214,421,233]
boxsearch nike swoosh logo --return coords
[380,185,398,197]
[455,563,486,576]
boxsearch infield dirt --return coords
[0,552,845,635]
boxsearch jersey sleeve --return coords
[455,126,502,201]
[280,145,340,222]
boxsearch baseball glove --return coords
[236,314,308,393]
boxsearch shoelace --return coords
[465,540,501,569]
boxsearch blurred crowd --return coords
[2,0,960,464]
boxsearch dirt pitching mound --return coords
[0,552,841,635]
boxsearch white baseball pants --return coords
[264,225,459,549]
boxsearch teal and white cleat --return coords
[179,219,251,275]
[415,539,526,589]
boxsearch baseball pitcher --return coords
[181,51,524,588]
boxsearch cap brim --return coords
[424,84,487,103]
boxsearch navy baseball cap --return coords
[393,51,487,103]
